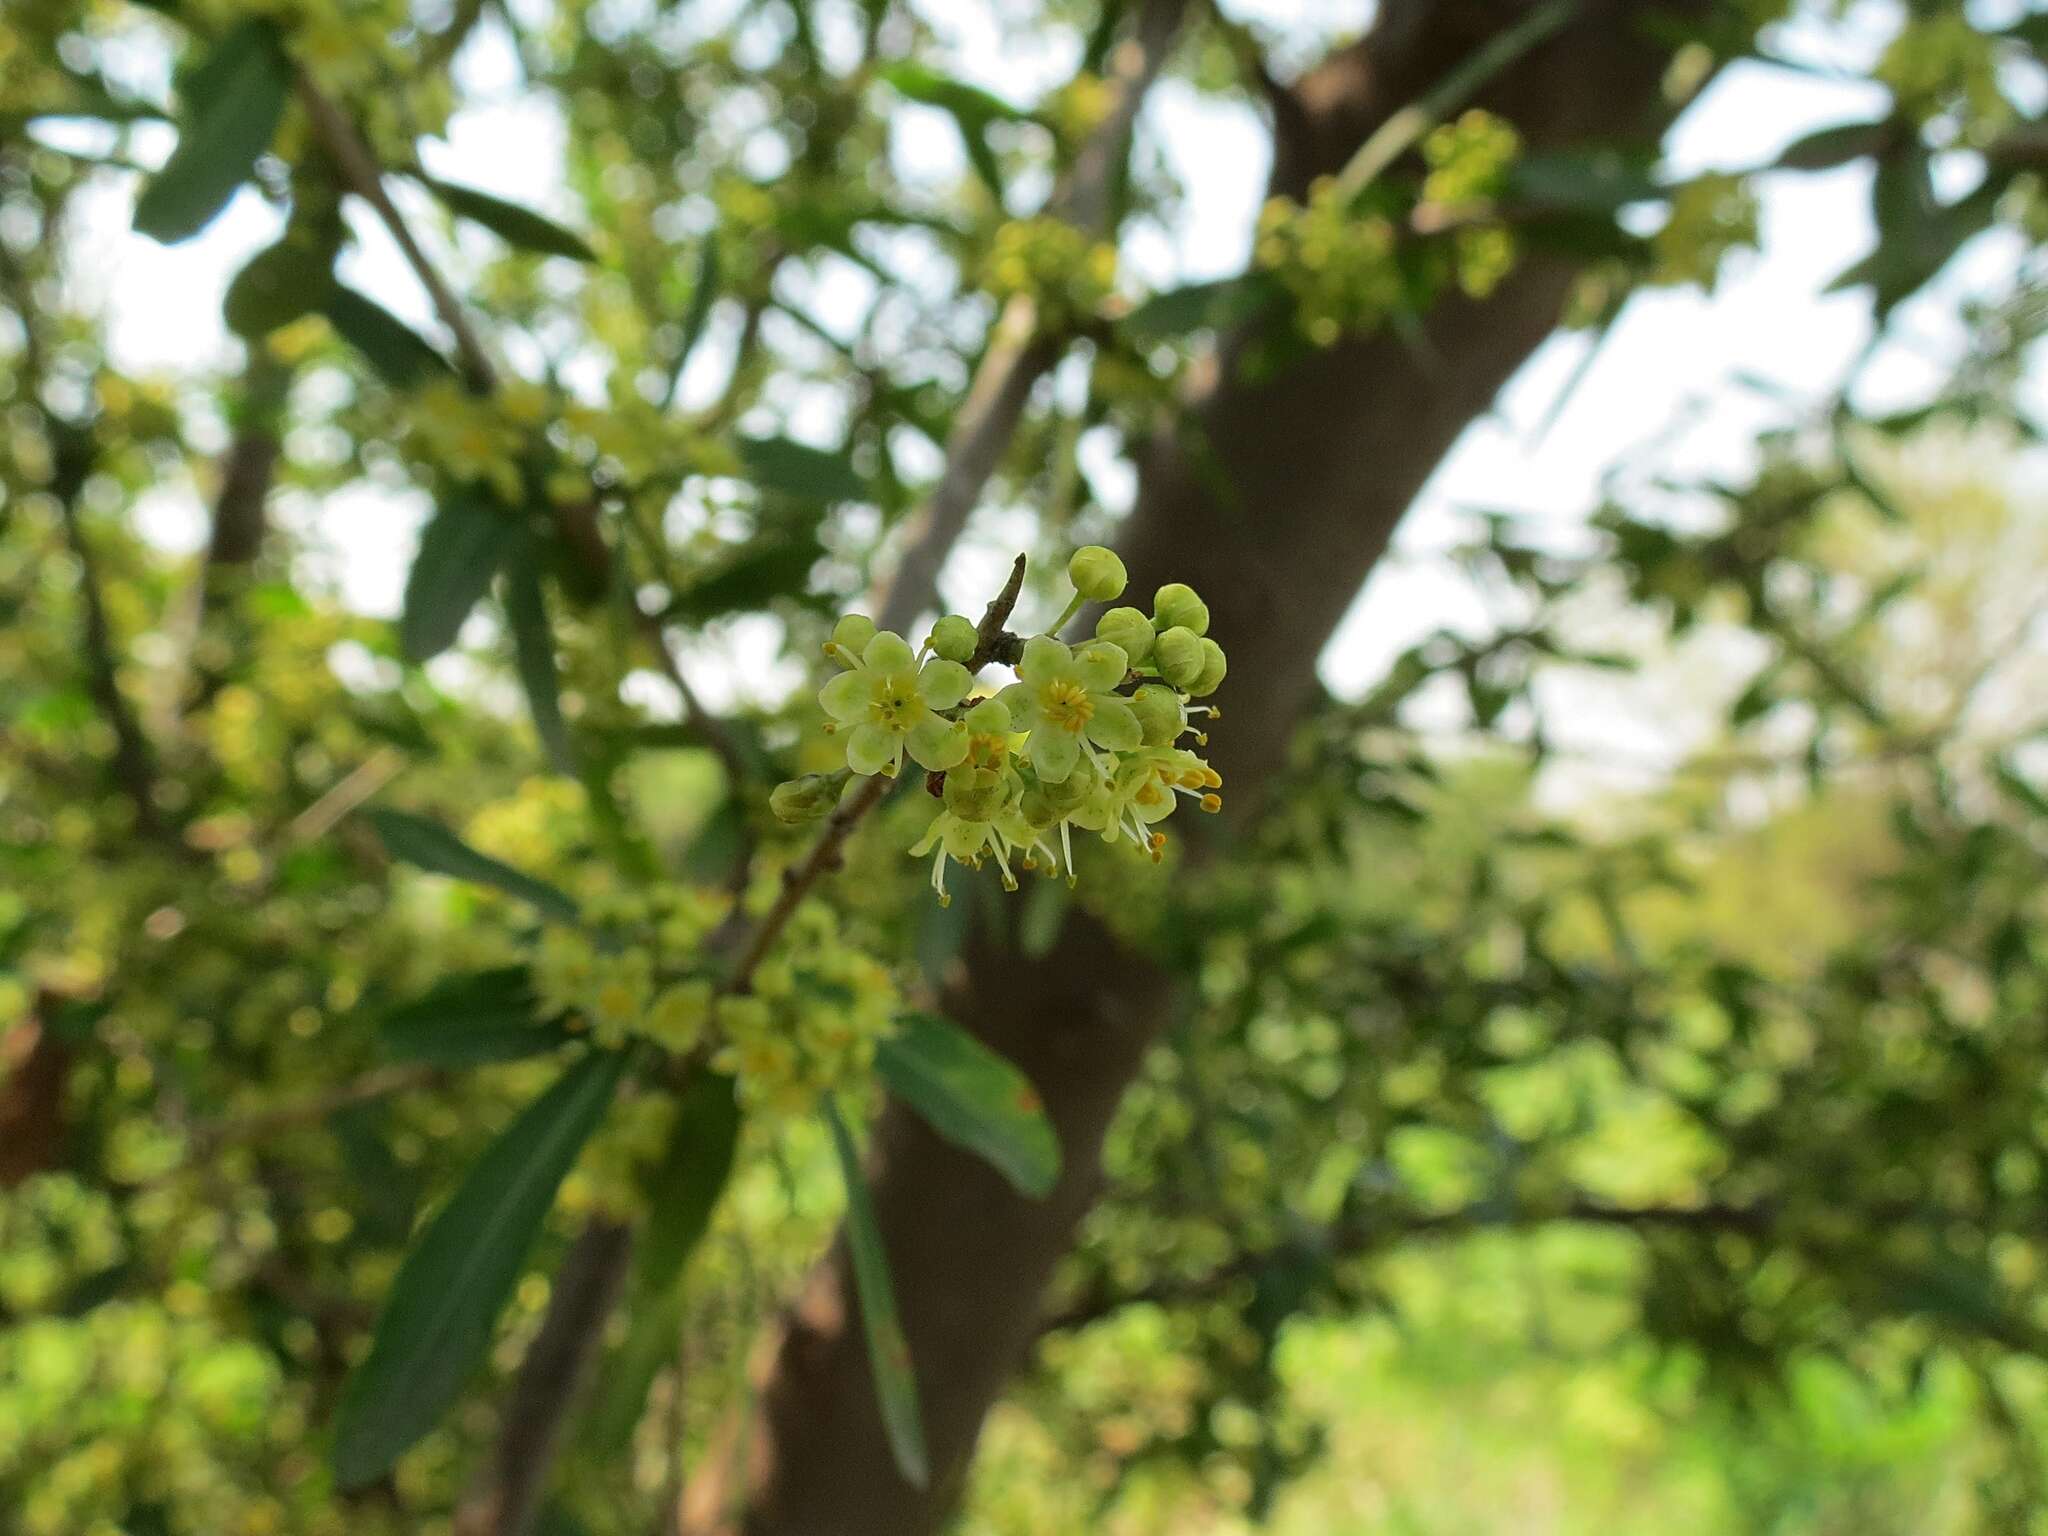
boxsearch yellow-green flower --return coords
[818,629,973,776]
[996,636,1138,784]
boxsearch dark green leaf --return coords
[1505,149,1663,211]
[735,435,865,502]
[365,808,580,923]
[664,528,826,623]
[420,175,599,262]
[504,559,576,775]
[670,237,721,387]
[637,1071,741,1288]
[402,494,510,664]
[1120,274,1280,341]
[1773,118,1896,171]
[379,966,571,1066]
[223,235,335,338]
[133,20,290,243]
[320,286,453,388]
[877,1013,1060,1199]
[331,1050,626,1488]
[823,1098,928,1490]
[877,64,1030,204]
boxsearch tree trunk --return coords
[692,5,1703,1530]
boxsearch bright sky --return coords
[41,0,2043,779]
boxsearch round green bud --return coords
[965,697,1011,734]
[1095,605,1154,666]
[828,613,877,665]
[927,614,977,664]
[1151,582,1209,637]
[770,772,845,823]
[1130,683,1184,747]
[1188,638,1228,698]
[1068,545,1128,603]
[1155,625,1206,689]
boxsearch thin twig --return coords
[871,0,1186,633]
[296,77,496,392]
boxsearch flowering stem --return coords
[1043,590,1084,640]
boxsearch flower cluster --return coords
[981,216,1119,332]
[528,887,898,1113]
[1649,173,1759,294]
[789,548,1226,905]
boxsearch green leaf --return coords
[878,64,1029,205]
[877,1013,1060,1199]
[379,966,571,1066]
[365,808,580,923]
[403,494,510,664]
[319,286,454,388]
[735,434,865,502]
[1504,149,1663,212]
[420,175,599,262]
[823,1098,928,1490]
[664,528,827,624]
[331,1050,627,1488]
[1120,274,1280,342]
[133,20,291,243]
[504,559,575,775]
[1773,117,1896,171]
[224,234,335,338]
[637,1071,742,1288]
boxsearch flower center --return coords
[1041,679,1094,733]
[868,674,919,729]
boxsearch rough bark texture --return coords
[703,5,1703,1531]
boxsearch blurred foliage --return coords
[2,0,2045,1531]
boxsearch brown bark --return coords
[694,5,1706,1531]
[0,1005,72,1189]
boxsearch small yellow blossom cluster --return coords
[400,379,548,507]
[981,217,1119,332]
[1649,173,1759,294]
[531,885,732,1051]
[1876,12,2008,136]
[1255,184,1407,347]
[527,889,899,1114]
[710,905,900,1114]
[1257,110,1528,345]
[783,548,1227,906]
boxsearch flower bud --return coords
[1130,683,1184,746]
[1038,751,1100,813]
[1188,637,1228,698]
[1068,545,1128,603]
[965,697,1011,734]
[943,765,1008,821]
[1095,605,1154,666]
[770,772,845,823]
[927,613,977,663]
[826,613,877,667]
[1151,582,1209,636]
[1155,625,1205,689]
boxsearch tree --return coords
[2,1,2044,1533]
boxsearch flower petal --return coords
[1084,695,1142,751]
[819,669,870,722]
[1029,726,1080,784]
[1073,641,1128,693]
[846,721,900,776]
[995,681,1034,721]
[1019,635,1071,687]
[917,658,973,710]
[907,713,970,772]
[863,630,916,673]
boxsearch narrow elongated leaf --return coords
[504,560,575,774]
[735,435,865,502]
[1120,273,1281,341]
[665,529,826,624]
[134,20,290,243]
[402,494,508,664]
[582,1071,741,1448]
[876,1012,1060,1198]
[1773,117,1895,171]
[320,285,453,388]
[366,808,580,923]
[878,64,1028,204]
[421,175,599,262]
[224,236,335,338]
[824,1098,928,1490]
[1504,149,1662,212]
[379,966,570,1066]
[638,1071,742,1287]
[331,1050,627,1488]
